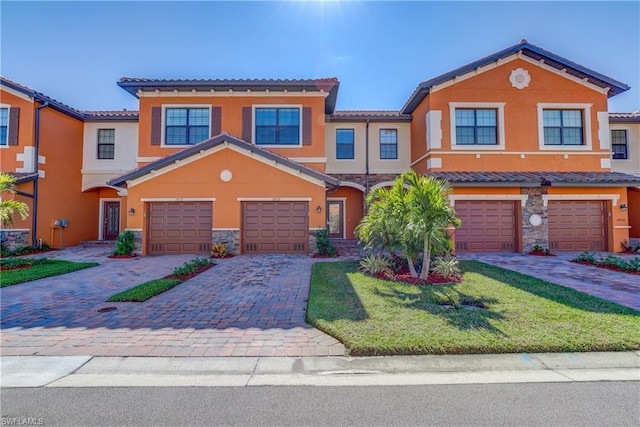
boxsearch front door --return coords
[327,201,344,239]
[103,201,120,240]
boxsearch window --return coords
[455,109,497,145]
[165,107,209,145]
[336,129,354,159]
[97,129,115,159]
[380,129,398,159]
[611,129,628,160]
[255,107,300,145]
[543,110,584,145]
[0,108,7,146]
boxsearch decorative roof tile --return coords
[1,76,85,120]
[329,110,412,122]
[428,171,640,186]
[609,111,640,122]
[83,110,139,121]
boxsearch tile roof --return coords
[401,40,631,114]
[609,111,640,123]
[329,110,412,122]
[1,76,85,120]
[83,110,139,121]
[428,171,640,186]
[117,77,341,114]
[6,172,39,184]
[108,132,340,188]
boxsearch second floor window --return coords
[165,108,209,145]
[380,129,398,159]
[0,108,7,146]
[455,109,497,145]
[97,129,115,159]
[336,129,354,159]
[543,110,583,145]
[255,107,300,145]
[611,129,628,160]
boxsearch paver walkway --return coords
[461,252,640,311]
[1,243,346,357]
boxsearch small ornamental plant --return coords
[315,229,337,257]
[110,230,137,257]
[211,243,229,258]
[528,245,555,256]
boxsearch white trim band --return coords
[449,194,529,207]
[541,194,620,207]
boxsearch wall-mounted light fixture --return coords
[619,204,628,211]
[316,205,322,213]
[129,208,136,216]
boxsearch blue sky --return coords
[2,1,639,113]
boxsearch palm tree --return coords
[0,173,29,228]
[403,170,460,279]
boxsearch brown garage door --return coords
[242,201,308,254]
[548,201,606,251]
[454,201,517,252]
[147,202,212,255]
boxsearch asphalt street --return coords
[2,382,639,426]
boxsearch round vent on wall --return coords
[529,214,542,227]
[510,68,531,89]
[219,169,233,182]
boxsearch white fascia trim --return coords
[411,152,430,167]
[421,150,607,156]
[81,183,126,193]
[161,104,212,148]
[338,181,366,192]
[252,104,303,148]
[237,197,312,201]
[125,228,143,231]
[542,194,619,207]
[288,157,327,163]
[98,198,120,240]
[141,198,216,202]
[449,102,506,150]
[614,225,632,229]
[519,55,609,95]
[1,87,33,103]
[136,157,161,163]
[449,194,528,207]
[431,54,519,93]
[139,90,326,98]
[536,103,593,151]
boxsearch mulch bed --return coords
[527,250,556,257]
[312,253,340,259]
[373,267,462,285]
[210,254,235,259]
[166,263,216,281]
[107,254,138,259]
[0,264,33,272]
[571,260,640,275]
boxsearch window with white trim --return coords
[455,109,498,145]
[0,108,7,146]
[165,107,209,145]
[255,107,300,145]
[336,129,354,159]
[611,129,628,160]
[379,129,398,159]
[543,110,584,145]
[97,129,115,159]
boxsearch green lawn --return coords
[0,258,99,287]
[107,278,182,302]
[307,260,640,356]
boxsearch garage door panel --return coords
[548,201,606,251]
[242,201,308,254]
[147,202,212,255]
[455,201,517,252]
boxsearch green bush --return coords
[172,257,212,276]
[315,229,337,257]
[574,252,597,264]
[431,255,462,279]
[359,254,393,274]
[113,230,136,256]
[0,257,48,268]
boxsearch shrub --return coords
[172,257,211,276]
[359,254,393,274]
[621,240,640,253]
[532,244,544,252]
[113,230,136,256]
[431,255,462,279]
[211,243,228,258]
[315,229,337,257]
[0,257,48,268]
[574,252,597,264]
[0,243,53,257]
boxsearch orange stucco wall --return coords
[411,58,610,173]
[0,90,35,172]
[124,146,327,254]
[329,186,364,240]
[137,95,327,163]
[628,189,640,239]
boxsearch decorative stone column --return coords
[211,229,240,255]
[520,187,549,252]
[0,229,30,251]
[128,230,143,255]
[308,229,319,255]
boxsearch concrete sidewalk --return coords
[2,352,639,388]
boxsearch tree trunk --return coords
[407,255,418,278]
[420,235,432,280]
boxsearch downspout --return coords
[364,119,370,213]
[32,101,49,245]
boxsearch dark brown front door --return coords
[147,202,212,255]
[454,200,518,252]
[327,201,344,238]
[242,201,308,254]
[103,201,120,240]
[548,201,607,251]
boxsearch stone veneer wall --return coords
[308,229,320,255]
[0,229,30,251]
[328,173,402,189]
[520,187,549,253]
[128,230,143,255]
[212,229,240,255]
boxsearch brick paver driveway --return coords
[1,244,345,357]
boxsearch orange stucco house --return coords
[2,40,639,255]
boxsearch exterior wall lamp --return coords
[619,204,628,211]
[316,205,322,213]
[129,208,135,216]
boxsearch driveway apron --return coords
[461,252,640,311]
[1,245,346,357]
